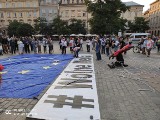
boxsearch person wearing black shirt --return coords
[10,38,16,54]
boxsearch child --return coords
[0,43,3,55]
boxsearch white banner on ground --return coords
[27,54,100,120]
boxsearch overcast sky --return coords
[122,0,156,12]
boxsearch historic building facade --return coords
[59,0,91,33]
[39,0,59,24]
[0,0,39,31]
[146,0,160,35]
[121,1,144,22]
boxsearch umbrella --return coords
[52,34,59,36]
[70,34,77,36]
[78,34,84,36]
[34,34,44,37]
[85,34,92,37]
[92,34,98,37]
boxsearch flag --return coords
[0,54,73,98]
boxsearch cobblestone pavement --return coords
[0,42,160,120]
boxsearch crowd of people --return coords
[0,36,54,55]
[0,35,160,60]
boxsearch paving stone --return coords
[0,42,160,120]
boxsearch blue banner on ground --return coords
[0,54,73,98]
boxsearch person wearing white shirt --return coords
[17,40,24,54]
[61,38,67,54]
[146,37,154,57]
[43,37,48,53]
[86,38,91,52]
[69,37,74,52]
[80,38,83,51]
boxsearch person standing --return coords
[10,37,16,54]
[48,37,54,54]
[106,39,110,56]
[17,39,24,54]
[43,37,48,53]
[80,37,83,51]
[86,38,91,52]
[146,37,154,57]
[156,37,160,52]
[92,37,96,50]
[95,37,101,60]
[73,40,81,58]
[61,38,67,54]
[69,37,74,52]
[24,37,30,53]
[101,37,106,54]
[37,38,42,53]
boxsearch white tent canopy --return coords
[85,34,92,37]
[32,34,44,37]
[77,34,84,36]
[52,34,59,36]
[70,34,77,36]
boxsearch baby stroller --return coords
[108,53,128,69]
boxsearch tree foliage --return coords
[17,23,34,37]
[34,17,48,34]
[8,20,22,36]
[51,16,70,35]
[128,17,150,33]
[68,19,86,34]
[8,20,34,37]
[85,0,129,34]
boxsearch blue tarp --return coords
[0,54,73,98]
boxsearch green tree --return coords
[85,0,129,34]
[51,16,70,35]
[128,17,150,33]
[68,19,86,34]
[7,20,22,37]
[17,23,34,37]
[34,17,48,34]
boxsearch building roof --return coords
[123,1,144,7]
[150,0,159,5]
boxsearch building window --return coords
[42,9,46,14]
[54,10,57,14]
[6,3,10,8]
[77,10,81,17]
[61,11,64,17]
[71,10,75,17]
[65,10,69,17]
[33,11,37,17]
[49,9,52,14]
[18,2,22,7]
[19,13,23,18]
[0,13,3,18]
[7,12,11,18]
[33,2,37,7]
[12,3,16,7]
[0,3,2,8]
[46,0,51,3]
[27,12,31,17]
[26,2,30,7]
[82,12,86,17]
[13,13,17,18]
[72,0,74,3]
